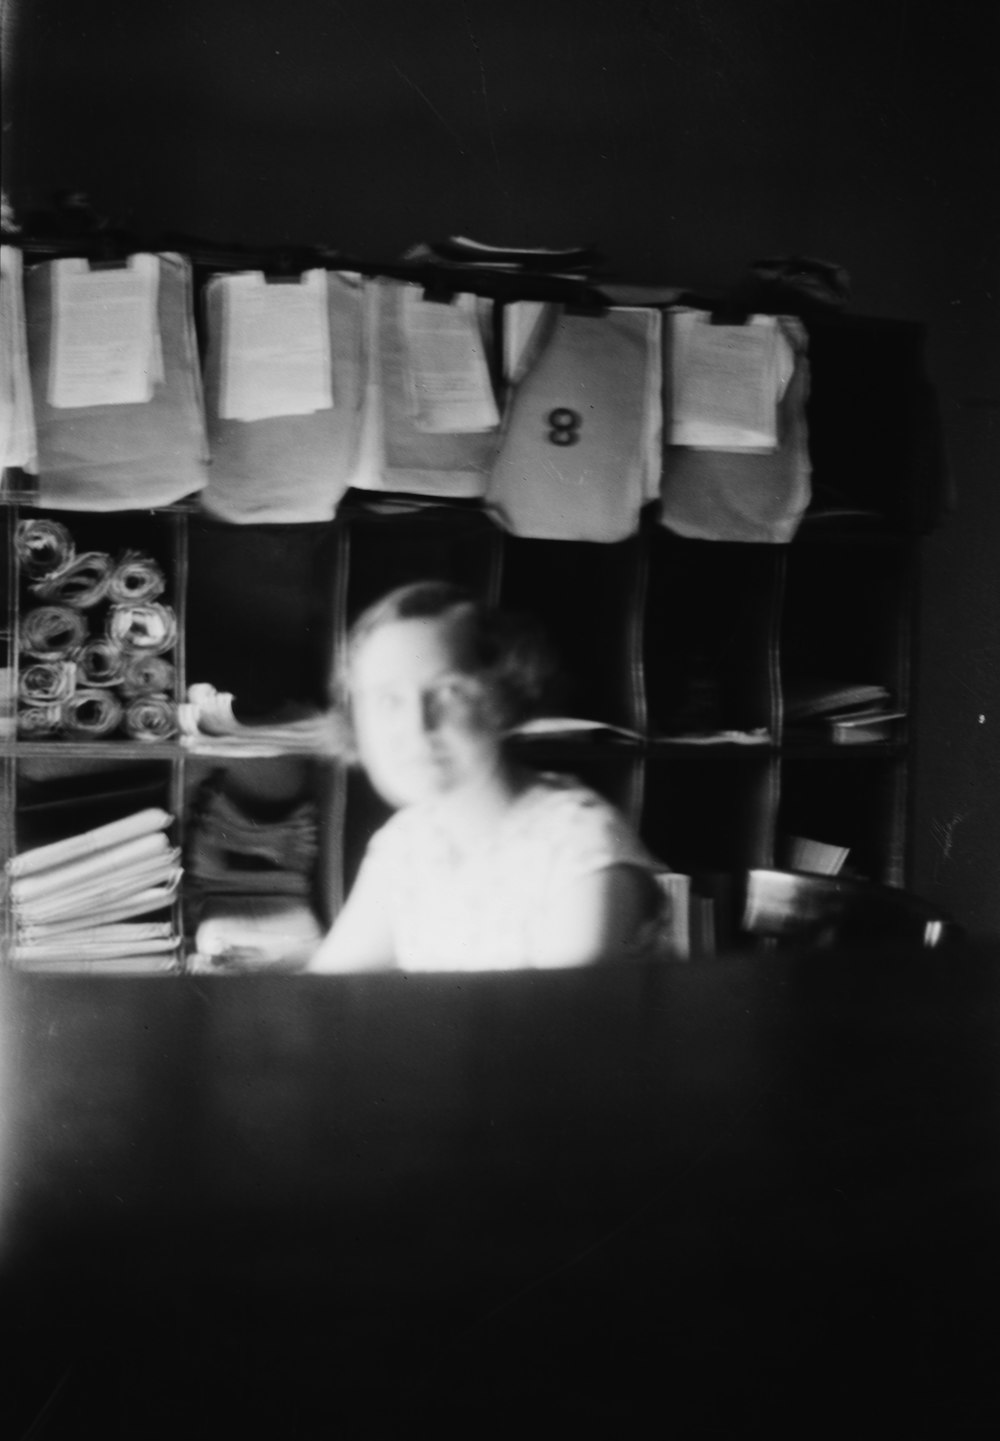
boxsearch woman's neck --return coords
[432,756,532,849]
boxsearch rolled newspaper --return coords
[124,694,178,741]
[16,702,63,736]
[15,518,75,579]
[19,605,87,659]
[32,551,113,608]
[17,659,76,704]
[121,655,175,697]
[62,687,124,738]
[108,602,177,656]
[78,638,127,688]
[107,551,167,604]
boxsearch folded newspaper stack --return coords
[5,807,182,973]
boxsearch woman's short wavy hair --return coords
[335,580,556,740]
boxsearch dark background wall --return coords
[3,0,998,931]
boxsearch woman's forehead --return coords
[350,614,474,686]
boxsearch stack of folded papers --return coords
[5,806,182,972]
[179,683,346,755]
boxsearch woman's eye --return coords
[366,690,402,714]
[435,679,478,712]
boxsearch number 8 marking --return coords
[547,407,582,446]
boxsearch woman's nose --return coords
[419,690,444,733]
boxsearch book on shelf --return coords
[827,709,906,744]
[783,835,850,876]
[784,680,905,743]
[654,872,691,961]
[783,680,891,721]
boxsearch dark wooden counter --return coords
[2,950,999,1434]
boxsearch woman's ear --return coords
[330,707,359,763]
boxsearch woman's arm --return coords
[531,863,660,967]
[307,849,397,972]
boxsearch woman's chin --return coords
[371,766,455,808]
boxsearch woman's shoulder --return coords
[514,772,664,872]
[367,802,444,855]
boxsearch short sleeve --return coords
[518,777,664,884]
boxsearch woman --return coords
[308,581,667,972]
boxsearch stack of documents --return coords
[669,311,793,452]
[6,807,182,972]
[784,680,904,744]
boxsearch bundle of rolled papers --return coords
[122,655,175,696]
[16,703,64,735]
[179,683,346,756]
[31,551,113,608]
[78,638,128,687]
[106,550,167,604]
[19,605,88,660]
[62,688,124,738]
[14,518,75,578]
[6,807,183,972]
[107,601,177,656]
[18,659,77,703]
[123,694,177,740]
[15,519,177,741]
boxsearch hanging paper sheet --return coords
[400,287,499,433]
[372,279,501,498]
[25,251,208,509]
[49,254,161,409]
[669,310,792,451]
[203,269,364,521]
[219,269,333,421]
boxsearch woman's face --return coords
[349,614,503,807]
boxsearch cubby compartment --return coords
[14,754,174,853]
[804,315,944,529]
[181,754,331,943]
[776,754,908,886]
[498,533,644,730]
[644,529,779,737]
[779,535,914,736]
[186,514,337,715]
[13,507,186,742]
[341,501,503,624]
[640,752,776,876]
[6,755,182,968]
